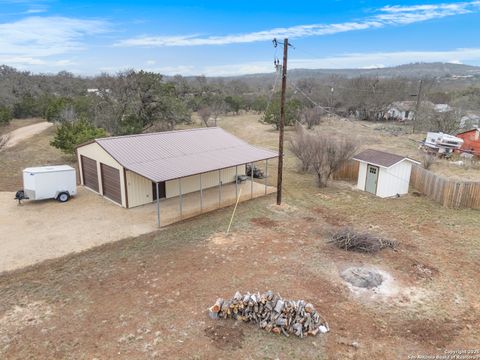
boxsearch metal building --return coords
[76,127,278,225]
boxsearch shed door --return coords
[100,163,122,204]
[81,155,99,192]
[365,164,379,195]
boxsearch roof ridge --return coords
[96,126,222,142]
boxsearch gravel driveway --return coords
[0,188,157,273]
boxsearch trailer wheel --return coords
[57,192,70,203]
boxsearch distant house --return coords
[387,101,417,121]
[352,149,419,198]
[457,128,480,156]
[386,101,452,121]
[460,113,480,129]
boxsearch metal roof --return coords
[352,149,418,168]
[93,127,278,182]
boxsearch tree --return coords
[224,95,243,114]
[261,98,302,130]
[290,125,358,187]
[0,106,12,125]
[50,119,106,154]
[301,107,323,129]
[198,106,212,127]
[289,123,314,172]
[416,104,461,133]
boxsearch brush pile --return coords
[208,291,329,338]
[329,227,396,253]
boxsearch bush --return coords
[50,119,107,154]
[261,98,302,130]
[290,124,359,187]
[421,153,437,170]
[0,106,12,125]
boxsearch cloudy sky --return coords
[0,0,479,76]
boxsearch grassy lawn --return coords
[0,114,479,359]
[0,123,74,191]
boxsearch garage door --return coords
[100,163,122,204]
[81,156,99,192]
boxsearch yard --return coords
[0,114,479,359]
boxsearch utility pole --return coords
[413,79,423,134]
[276,38,289,205]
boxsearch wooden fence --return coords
[333,160,359,181]
[410,165,480,209]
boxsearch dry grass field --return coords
[0,114,479,359]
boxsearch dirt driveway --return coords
[1,122,53,149]
[0,188,157,273]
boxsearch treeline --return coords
[1,64,480,151]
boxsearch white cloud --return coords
[115,1,480,47]
[0,16,109,59]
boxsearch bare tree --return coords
[301,107,323,129]
[421,153,436,170]
[290,125,358,187]
[198,106,212,127]
[416,104,461,134]
[289,123,314,172]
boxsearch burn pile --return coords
[208,291,329,338]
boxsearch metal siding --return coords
[94,127,277,182]
[100,164,122,204]
[126,170,153,208]
[76,142,127,207]
[80,156,99,192]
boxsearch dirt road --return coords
[2,122,53,149]
[0,188,156,273]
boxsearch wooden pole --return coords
[226,188,242,236]
[413,79,423,134]
[277,38,289,205]
[156,182,160,227]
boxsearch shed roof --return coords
[352,149,418,168]
[86,127,277,182]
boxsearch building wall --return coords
[126,170,153,208]
[356,162,367,190]
[77,142,127,207]
[458,129,480,156]
[376,161,412,198]
[165,165,246,198]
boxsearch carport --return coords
[76,127,278,226]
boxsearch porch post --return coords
[218,169,222,206]
[235,165,238,200]
[251,163,254,199]
[156,182,160,227]
[199,173,203,212]
[265,159,268,195]
[179,178,183,219]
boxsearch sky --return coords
[0,0,479,76]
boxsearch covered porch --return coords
[151,178,276,227]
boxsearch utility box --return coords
[22,165,77,202]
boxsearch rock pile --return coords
[208,291,329,338]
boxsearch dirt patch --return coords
[204,323,245,350]
[411,262,439,280]
[402,319,461,348]
[250,216,279,228]
[313,206,350,227]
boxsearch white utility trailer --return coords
[17,165,77,203]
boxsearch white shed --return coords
[352,149,419,198]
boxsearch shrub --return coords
[50,119,107,154]
[0,106,12,125]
